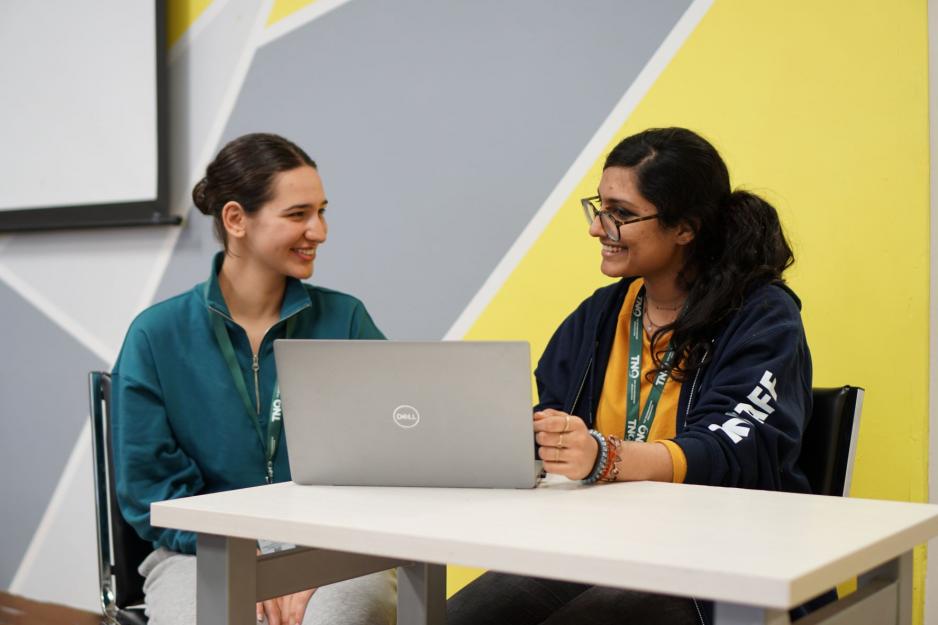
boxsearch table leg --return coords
[712,602,789,625]
[712,550,914,625]
[897,551,913,625]
[858,550,913,625]
[197,534,257,625]
[397,563,446,625]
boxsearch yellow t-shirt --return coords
[594,279,687,483]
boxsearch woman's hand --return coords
[255,550,315,625]
[533,409,599,480]
[256,589,316,625]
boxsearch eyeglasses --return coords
[580,195,659,242]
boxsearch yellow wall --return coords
[463,0,931,620]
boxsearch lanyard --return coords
[208,302,297,484]
[625,288,676,442]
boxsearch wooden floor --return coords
[0,592,102,625]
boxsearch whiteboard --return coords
[0,1,169,229]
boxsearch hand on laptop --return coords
[533,409,599,480]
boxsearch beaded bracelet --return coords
[583,429,608,484]
[600,435,622,482]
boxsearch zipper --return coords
[209,302,310,485]
[249,304,309,414]
[252,308,308,484]
[570,347,595,418]
[252,353,261,415]
[212,304,295,417]
[683,346,709,425]
[209,304,309,350]
[686,345,710,625]
[685,363,702,420]
[252,352,269,484]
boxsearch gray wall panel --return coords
[0,281,106,586]
[158,0,691,338]
[153,206,216,304]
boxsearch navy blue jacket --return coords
[535,277,813,492]
[535,277,824,622]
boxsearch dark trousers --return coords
[447,572,703,625]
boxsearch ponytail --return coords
[717,190,793,290]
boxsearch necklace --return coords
[643,306,669,331]
[646,295,684,312]
[644,292,685,333]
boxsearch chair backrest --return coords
[89,371,153,619]
[799,386,864,497]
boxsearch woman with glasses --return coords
[448,127,815,625]
[112,133,396,625]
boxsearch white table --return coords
[151,479,938,625]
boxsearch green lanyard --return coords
[208,305,297,484]
[625,288,676,442]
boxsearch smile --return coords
[602,244,627,256]
[292,248,316,260]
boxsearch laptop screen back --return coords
[274,340,537,488]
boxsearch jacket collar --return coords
[773,280,802,310]
[203,251,311,321]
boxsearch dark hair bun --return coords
[192,177,213,215]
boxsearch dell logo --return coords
[392,405,420,429]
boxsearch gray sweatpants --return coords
[139,548,397,625]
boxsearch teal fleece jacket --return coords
[112,253,384,554]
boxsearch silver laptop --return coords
[274,340,539,488]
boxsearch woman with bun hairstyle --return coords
[112,133,395,625]
[448,127,821,624]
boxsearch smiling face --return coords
[235,165,328,280]
[591,166,694,280]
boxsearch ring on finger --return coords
[554,446,561,462]
[557,433,565,448]
[563,414,570,433]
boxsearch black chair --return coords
[89,371,152,625]
[800,386,865,497]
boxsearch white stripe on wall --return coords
[442,0,714,340]
[0,260,115,364]
[258,0,356,48]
